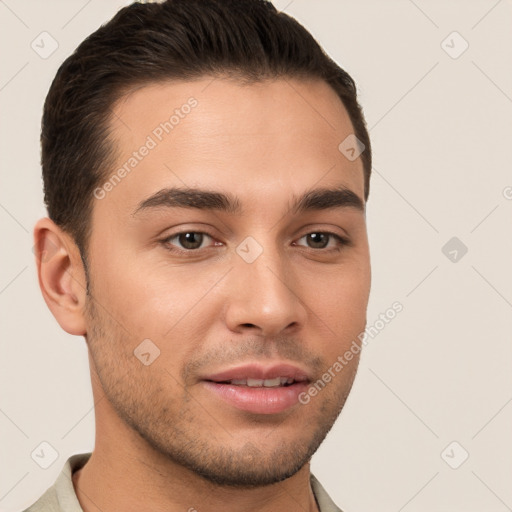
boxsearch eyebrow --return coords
[132,185,364,216]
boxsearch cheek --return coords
[94,265,173,333]
[307,261,370,320]
[89,252,221,368]
[302,267,370,358]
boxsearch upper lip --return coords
[202,363,311,383]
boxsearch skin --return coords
[34,76,371,512]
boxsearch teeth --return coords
[227,377,295,387]
[263,377,281,387]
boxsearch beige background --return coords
[1,1,511,511]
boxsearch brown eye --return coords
[295,232,349,251]
[163,232,212,251]
[305,233,329,249]
[177,232,204,250]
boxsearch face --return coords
[84,76,371,487]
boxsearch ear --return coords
[34,217,88,336]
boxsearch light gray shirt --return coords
[23,452,343,512]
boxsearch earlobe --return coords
[34,218,88,336]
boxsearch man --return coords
[28,0,372,510]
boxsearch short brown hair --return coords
[41,0,372,257]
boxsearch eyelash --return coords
[160,230,350,255]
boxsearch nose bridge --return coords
[224,235,305,335]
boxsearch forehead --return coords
[101,77,365,216]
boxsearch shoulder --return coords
[21,453,92,512]
[310,473,344,512]
[22,487,59,512]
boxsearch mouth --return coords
[200,363,311,415]
[210,376,305,387]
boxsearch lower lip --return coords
[202,381,309,414]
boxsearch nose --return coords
[223,242,307,337]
